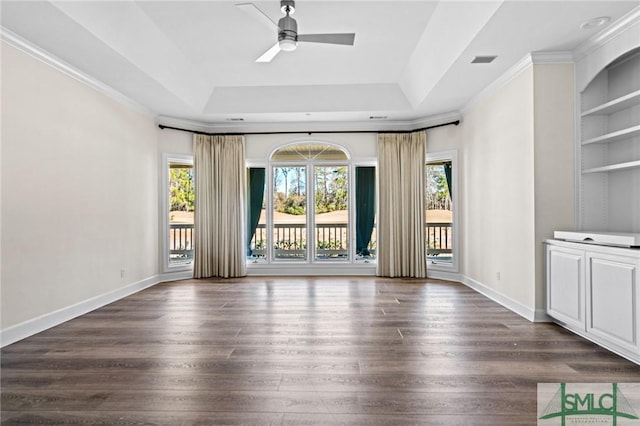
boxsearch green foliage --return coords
[425,165,450,210]
[254,239,266,250]
[275,239,306,250]
[273,166,347,215]
[284,206,305,215]
[274,192,306,215]
[316,239,344,250]
[315,166,347,213]
[170,168,194,212]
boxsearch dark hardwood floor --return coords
[2,277,639,425]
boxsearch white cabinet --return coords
[546,245,585,330]
[546,239,640,364]
[587,252,639,354]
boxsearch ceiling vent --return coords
[226,118,245,121]
[471,56,497,64]
[369,116,388,120]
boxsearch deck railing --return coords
[249,222,452,259]
[170,222,451,261]
[426,222,453,257]
[169,223,194,263]
[251,223,352,259]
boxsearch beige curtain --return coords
[377,131,427,278]
[193,134,247,278]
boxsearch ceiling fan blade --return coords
[297,33,356,46]
[256,43,281,62]
[236,3,279,31]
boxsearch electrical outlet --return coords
[496,271,501,281]
[120,269,126,278]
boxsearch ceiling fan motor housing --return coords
[278,14,298,50]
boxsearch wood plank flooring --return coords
[2,277,640,425]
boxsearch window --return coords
[163,155,194,270]
[248,142,374,265]
[425,151,457,270]
[273,165,307,261]
[314,165,348,260]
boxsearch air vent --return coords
[471,56,497,64]
[226,118,245,121]
[369,116,388,120]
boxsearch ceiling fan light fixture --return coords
[279,38,297,51]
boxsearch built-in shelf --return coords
[581,89,640,117]
[582,160,640,174]
[578,37,640,233]
[582,125,640,145]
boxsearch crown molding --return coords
[462,50,574,114]
[573,6,640,60]
[400,111,463,131]
[530,51,574,64]
[462,53,533,114]
[1,26,155,118]
[156,111,462,135]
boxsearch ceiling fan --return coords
[237,0,356,62]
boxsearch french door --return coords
[270,164,349,262]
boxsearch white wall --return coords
[461,67,537,312]
[245,132,378,162]
[157,131,379,162]
[158,127,192,155]
[1,43,159,333]
[458,62,575,318]
[532,63,575,310]
[426,124,462,153]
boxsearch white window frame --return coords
[161,153,194,274]
[426,150,459,273]
[268,143,351,264]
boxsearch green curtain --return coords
[247,168,265,256]
[356,166,376,256]
[444,162,453,198]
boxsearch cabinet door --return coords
[546,245,585,330]
[587,253,639,354]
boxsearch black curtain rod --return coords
[158,120,460,136]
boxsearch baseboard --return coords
[427,269,463,282]
[534,309,553,323]
[0,275,160,348]
[458,275,537,322]
[429,271,551,323]
[159,270,194,282]
[551,319,639,365]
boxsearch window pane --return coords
[271,143,348,161]
[169,163,194,265]
[314,166,348,261]
[425,162,453,264]
[273,166,306,260]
